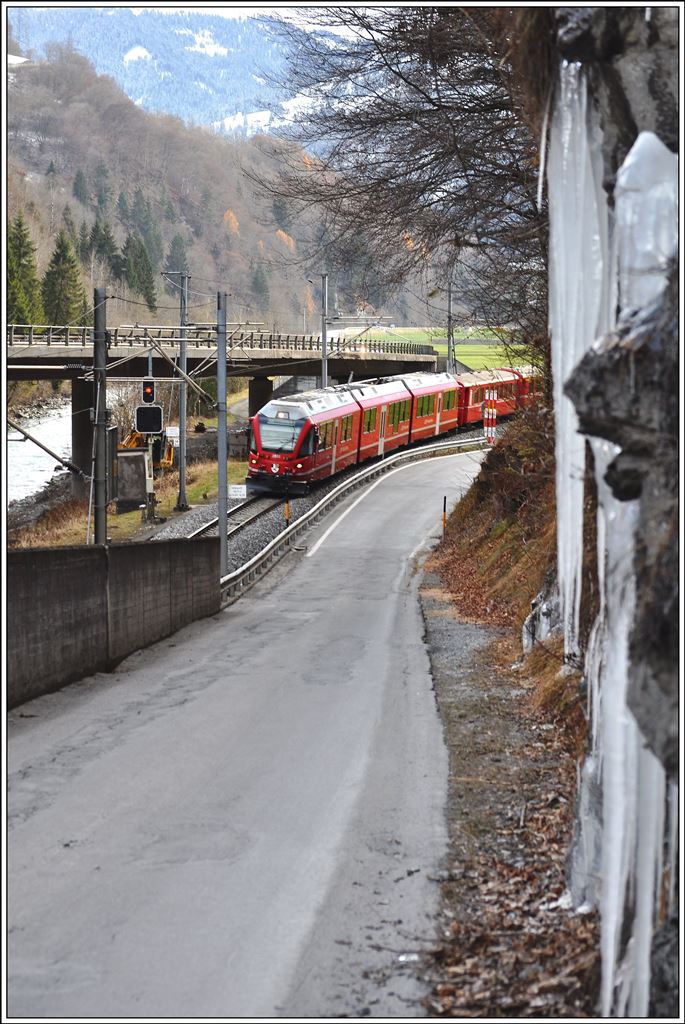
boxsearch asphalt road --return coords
[7,451,485,1019]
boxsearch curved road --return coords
[8,452,485,1019]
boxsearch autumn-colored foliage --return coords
[275,228,295,251]
[222,208,240,235]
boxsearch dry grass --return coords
[523,638,588,758]
[9,459,248,549]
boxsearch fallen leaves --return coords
[419,589,601,1018]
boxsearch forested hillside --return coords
[8,7,299,132]
[6,44,352,331]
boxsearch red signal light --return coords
[142,380,155,404]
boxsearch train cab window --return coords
[299,427,316,456]
[363,408,377,433]
[257,412,308,452]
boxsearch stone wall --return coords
[7,537,221,708]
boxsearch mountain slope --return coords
[8,7,301,134]
[7,44,323,330]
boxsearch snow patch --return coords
[183,28,229,57]
[123,45,152,65]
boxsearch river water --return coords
[7,405,74,504]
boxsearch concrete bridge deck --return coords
[6,325,438,381]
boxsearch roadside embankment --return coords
[418,412,600,1016]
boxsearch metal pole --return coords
[93,287,107,545]
[175,273,190,510]
[321,272,328,387]
[217,292,228,578]
[447,281,454,374]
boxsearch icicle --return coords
[666,782,679,917]
[614,131,678,317]
[549,65,677,1024]
[547,63,611,660]
[626,744,665,1015]
[536,87,551,211]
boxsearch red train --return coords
[246,365,540,495]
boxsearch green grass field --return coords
[351,327,529,369]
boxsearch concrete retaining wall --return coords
[7,538,221,709]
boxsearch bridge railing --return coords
[7,324,437,357]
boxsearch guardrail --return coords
[7,324,436,357]
[220,436,486,604]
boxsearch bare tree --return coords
[254,7,551,344]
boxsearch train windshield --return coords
[256,412,308,453]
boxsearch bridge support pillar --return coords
[248,377,273,417]
[71,377,93,495]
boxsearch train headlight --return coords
[296,463,303,469]
[250,458,257,465]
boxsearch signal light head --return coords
[142,379,155,404]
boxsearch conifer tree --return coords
[9,213,44,323]
[73,168,88,205]
[7,244,32,324]
[41,230,87,324]
[95,220,118,269]
[62,204,78,248]
[251,262,270,310]
[78,220,91,262]
[117,191,130,224]
[94,162,112,216]
[163,234,190,294]
[79,292,92,327]
[123,233,157,312]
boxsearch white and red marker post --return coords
[484,389,497,444]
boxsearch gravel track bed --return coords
[151,428,488,573]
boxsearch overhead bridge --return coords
[7,323,437,382]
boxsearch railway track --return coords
[187,495,285,541]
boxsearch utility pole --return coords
[93,287,108,545]
[174,271,190,511]
[321,272,328,387]
[217,292,228,578]
[447,280,454,374]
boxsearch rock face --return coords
[551,6,678,1014]
[554,7,679,185]
[565,262,678,779]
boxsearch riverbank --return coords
[7,380,70,421]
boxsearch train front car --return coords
[246,399,316,495]
[246,387,363,495]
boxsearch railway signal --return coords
[142,379,156,404]
[135,404,163,434]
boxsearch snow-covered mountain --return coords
[8,7,304,135]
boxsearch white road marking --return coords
[306,453,478,558]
